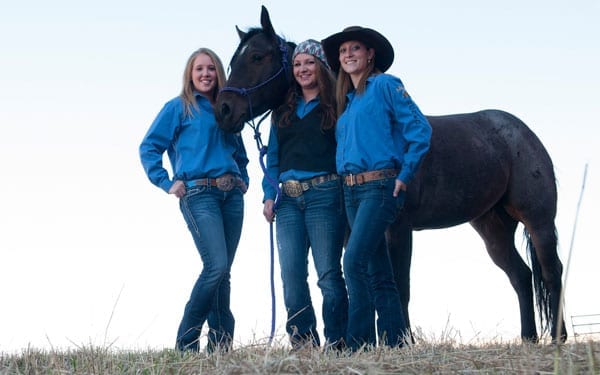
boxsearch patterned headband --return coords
[292,39,330,69]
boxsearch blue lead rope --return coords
[220,36,290,346]
[252,110,281,346]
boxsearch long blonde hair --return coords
[180,48,226,118]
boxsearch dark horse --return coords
[216,6,567,343]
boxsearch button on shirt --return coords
[140,93,249,193]
[336,74,431,184]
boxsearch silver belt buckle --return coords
[283,180,303,197]
[346,174,356,186]
[216,174,235,191]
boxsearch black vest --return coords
[277,107,337,174]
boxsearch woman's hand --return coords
[239,180,248,194]
[169,180,186,198]
[263,199,275,223]
[393,179,407,197]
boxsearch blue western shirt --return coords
[140,93,249,193]
[336,74,431,184]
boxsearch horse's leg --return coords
[521,220,567,342]
[507,166,566,342]
[470,206,538,342]
[386,212,414,343]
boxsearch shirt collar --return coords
[346,75,376,99]
[193,91,214,108]
[296,95,320,106]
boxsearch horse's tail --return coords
[524,227,556,335]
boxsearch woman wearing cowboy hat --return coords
[322,26,431,351]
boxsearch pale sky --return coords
[1,0,598,352]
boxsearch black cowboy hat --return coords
[321,26,394,74]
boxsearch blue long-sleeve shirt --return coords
[262,97,329,201]
[336,74,431,184]
[140,93,249,193]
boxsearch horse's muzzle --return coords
[215,97,247,133]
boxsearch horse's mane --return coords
[228,28,296,67]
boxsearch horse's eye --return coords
[251,54,263,63]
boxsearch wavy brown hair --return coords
[274,58,337,131]
[180,48,226,118]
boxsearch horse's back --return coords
[406,109,556,229]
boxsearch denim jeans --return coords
[175,185,244,352]
[276,179,348,349]
[343,177,408,351]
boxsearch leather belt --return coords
[343,169,399,187]
[282,173,339,197]
[188,174,245,192]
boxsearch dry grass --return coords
[2,334,599,374]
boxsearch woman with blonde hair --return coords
[140,47,249,352]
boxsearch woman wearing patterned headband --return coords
[139,47,249,353]
[262,39,348,351]
[322,27,431,351]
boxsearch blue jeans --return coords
[343,177,408,351]
[176,185,244,352]
[276,179,348,349]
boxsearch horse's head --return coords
[215,6,294,133]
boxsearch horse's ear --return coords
[235,25,246,40]
[260,5,276,36]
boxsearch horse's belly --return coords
[406,159,508,230]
